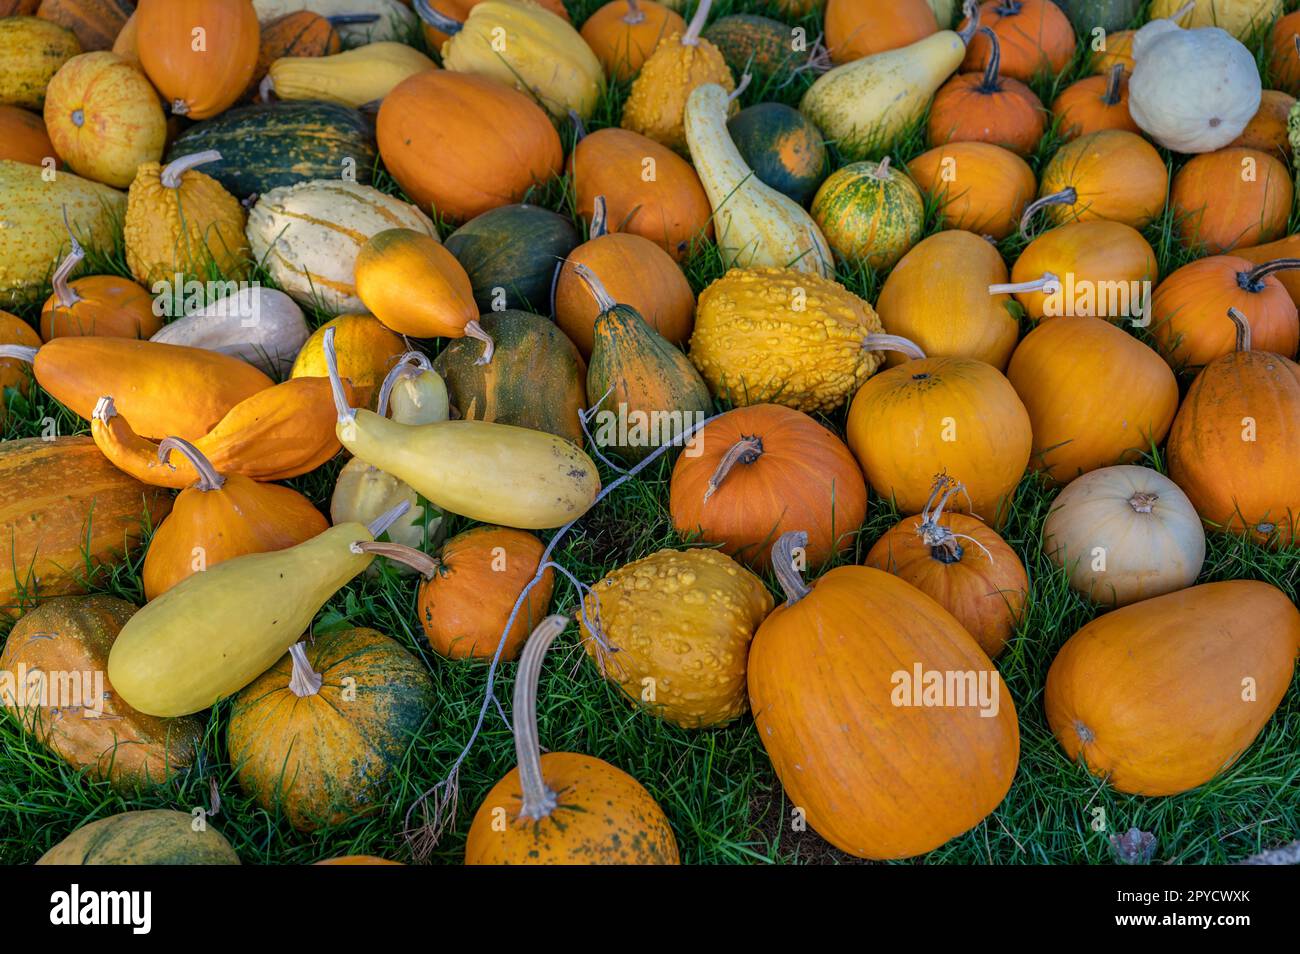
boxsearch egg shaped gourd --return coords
[0,595,203,788]
[1023,131,1168,232]
[725,102,828,207]
[812,157,924,271]
[466,616,680,864]
[875,230,1020,370]
[825,0,938,64]
[0,16,80,109]
[0,104,56,166]
[1042,464,1205,607]
[689,266,893,413]
[703,13,801,80]
[582,0,685,82]
[1006,317,1179,484]
[1046,580,1299,796]
[266,42,436,108]
[253,0,417,42]
[247,179,437,314]
[751,532,1019,859]
[228,628,435,831]
[1051,64,1140,140]
[41,229,160,339]
[1166,308,1300,545]
[1170,147,1291,252]
[960,0,1075,81]
[377,70,562,223]
[669,403,867,571]
[443,203,580,313]
[927,28,1046,157]
[580,547,773,728]
[37,810,240,865]
[846,355,1032,526]
[150,286,310,379]
[135,0,259,120]
[907,141,1036,239]
[1006,220,1158,322]
[291,313,405,409]
[43,51,165,188]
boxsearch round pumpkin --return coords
[1089,26,1134,75]
[960,0,1075,82]
[291,313,405,410]
[1008,220,1158,322]
[443,203,579,314]
[825,0,938,63]
[928,27,1046,157]
[1170,147,1292,253]
[1005,317,1179,484]
[726,102,828,206]
[41,275,159,339]
[0,104,56,166]
[1025,130,1168,232]
[811,156,925,270]
[228,628,436,831]
[580,547,773,728]
[1229,89,1295,158]
[907,141,1036,239]
[1051,63,1140,140]
[581,0,685,82]
[1042,464,1206,607]
[669,404,868,570]
[37,810,240,865]
[135,0,259,119]
[1268,10,1300,96]
[846,355,1033,525]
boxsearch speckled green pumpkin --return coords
[227,627,435,832]
[811,159,925,270]
[434,310,588,445]
[727,103,828,206]
[37,810,240,865]
[443,203,580,313]
[1054,0,1142,32]
[702,14,798,79]
[164,101,377,200]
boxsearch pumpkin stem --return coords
[51,206,85,308]
[867,155,892,180]
[92,395,116,422]
[514,614,571,820]
[590,195,610,238]
[1018,188,1076,235]
[918,476,983,564]
[1128,491,1158,514]
[0,345,38,363]
[412,0,463,35]
[1241,257,1300,290]
[988,271,1060,296]
[1102,63,1124,107]
[463,319,495,365]
[977,27,1002,92]
[771,530,811,605]
[957,0,981,44]
[377,351,434,419]
[322,326,358,428]
[570,262,618,312]
[704,435,763,503]
[287,642,323,698]
[1227,307,1253,353]
[681,0,713,47]
[862,333,926,361]
[157,436,225,491]
[160,151,222,189]
[352,541,441,578]
[728,72,752,102]
[621,0,645,25]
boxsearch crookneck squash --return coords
[135,0,259,119]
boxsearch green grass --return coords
[2,0,1299,866]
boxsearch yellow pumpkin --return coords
[290,313,405,410]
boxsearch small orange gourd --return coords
[39,223,160,340]
[0,105,56,166]
[1170,147,1292,254]
[581,0,685,81]
[1022,131,1168,234]
[928,28,1045,157]
[1051,64,1139,140]
[290,314,405,409]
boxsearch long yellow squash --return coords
[266,42,437,108]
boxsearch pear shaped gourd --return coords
[686,84,832,277]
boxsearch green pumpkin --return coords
[1054,0,1142,32]
[727,103,828,206]
[37,811,240,865]
[702,14,799,79]
[164,101,377,200]
[434,310,588,445]
[811,157,925,271]
[443,204,580,313]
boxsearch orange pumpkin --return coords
[1005,317,1179,484]
[1229,90,1295,158]
[0,105,56,166]
[928,28,1045,157]
[1005,220,1157,322]
[377,70,563,223]
[1023,130,1168,233]
[36,0,131,51]
[140,436,328,600]
[1171,147,1292,253]
[960,0,1075,82]
[135,0,259,119]
[248,11,341,98]
[907,141,1036,239]
[825,0,938,64]
[1090,28,1134,75]
[570,126,713,261]
[1235,233,1300,306]
[865,476,1027,658]
[1051,64,1139,140]
[553,196,695,358]
[581,0,685,82]
[1167,307,1300,546]
[669,404,867,571]
[1267,10,1300,97]
[40,235,160,339]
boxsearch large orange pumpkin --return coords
[928,27,1045,157]
[1005,317,1179,484]
[1023,130,1168,233]
[825,0,938,64]
[135,0,259,119]
[1006,220,1157,323]
[1051,64,1139,140]
[0,105,56,166]
[1170,147,1292,253]
[907,141,1036,240]
[960,0,1075,82]
[377,70,563,223]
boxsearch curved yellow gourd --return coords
[685,84,832,277]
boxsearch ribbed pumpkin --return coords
[35,0,130,50]
[928,28,1046,156]
[669,404,867,570]
[465,616,680,864]
[578,264,712,462]
[876,230,1020,370]
[124,152,249,285]
[725,102,828,207]
[1042,464,1206,607]
[1229,89,1295,158]
[1007,220,1158,322]
[0,105,55,165]
[1051,64,1139,140]
[434,310,588,445]
[1046,580,1299,796]
[1170,147,1292,253]
[570,126,713,260]
[1149,256,1300,369]
[811,157,925,270]
[865,477,1028,658]
[135,0,259,119]
[0,16,81,110]
[1023,130,1168,233]
[249,11,341,96]
[907,141,1036,239]
[443,203,579,313]
[825,0,938,64]
[581,0,685,81]
[554,196,694,358]
[1268,10,1300,96]
[291,313,405,409]
[846,355,1033,525]
[703,13,800,79]
[377,70,563,223]
[228,628,436,831]
[1006,317,1179,484]
[581,547,773,727]
[689,266,893,413]
[141,437,328,600]
[0,595,203,787]
[749,532,1020,859]
[960,0,1075,81]
[1166,307,1300,545]
[40,233,159,339]
[37,810,240,865]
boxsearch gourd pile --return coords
[0,0,1298,867]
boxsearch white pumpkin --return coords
[1042,465,1206,608]
[1128,17,1261,153]
[251,0,417,42]
[246,179,437,314]
[150,286,309,378]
